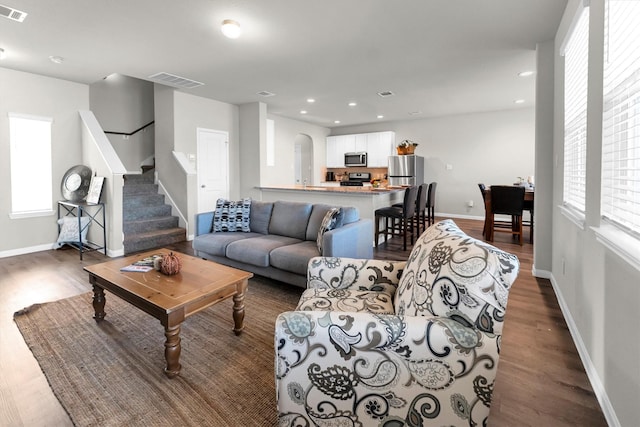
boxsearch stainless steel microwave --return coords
[344,152,367,167]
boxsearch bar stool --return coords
[426,182,437,226]
[375,186,418,250]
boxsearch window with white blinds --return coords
[601,0,640,237]
[563,6,590,213]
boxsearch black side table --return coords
[57,200,107,260]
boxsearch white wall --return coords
[551,1,636,425]
[333,108,535,218]
[266,114,330,187]
[0,67,89,255]
[90,74,155,173]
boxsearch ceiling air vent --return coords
[257,91,275,97]
[377,91,395,98]
[0,4,27,22]
[148,72,204,89]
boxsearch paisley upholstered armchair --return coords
[275,219,520,426]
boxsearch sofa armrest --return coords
[307,256,406,293]
[195,211,214,237]
[275,310,500,426]
[322,218,374,259]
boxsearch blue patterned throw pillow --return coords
[212,198,251,232]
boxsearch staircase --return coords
[123,172,186,254]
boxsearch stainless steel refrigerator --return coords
[388,155,424,187]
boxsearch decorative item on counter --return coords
[160,252,182,275]
[370,178,382,188]
[396,139,419,155]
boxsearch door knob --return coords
[201,185,206,188]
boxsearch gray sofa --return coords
[193,200,373,288]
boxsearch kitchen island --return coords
[258,185,405,224]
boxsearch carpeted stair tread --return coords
[123,216,179,234]
[123,172,186,254]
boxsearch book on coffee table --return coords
[120,265,154,273]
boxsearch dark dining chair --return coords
[375,186,418,250]
[426,182,437,226]
[478,183,488,236]
[489,185,525,245]
[524,198,534,243]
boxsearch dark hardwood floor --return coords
[0,218,607,426]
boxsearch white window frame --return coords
[8,113,55,219]
[560,3,590,226]
[595,0,640,272]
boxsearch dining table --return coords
[483,187,534,243]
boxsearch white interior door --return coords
[197,128,228,212]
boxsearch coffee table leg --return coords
[92,285,106,322]
[232,288,246,336]
[164,325,182,378]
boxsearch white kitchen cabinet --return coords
[326,131,395,168]
[366,131,396,167]
[326,136,343,168]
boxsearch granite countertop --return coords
[259,185,405,194]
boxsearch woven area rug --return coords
[13,276,302,426]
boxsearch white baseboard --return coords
[436,212,485,221]
[531,266,551,279]
[548,274,621,427]
[0,244,55,259]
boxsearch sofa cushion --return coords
[270,241,320,276]
[268,201,313,240]
[295,288,394,314]
[226,235,302,267]
[305,204,343,241]
[193,232,262,256]
[212,198,251,232]
[394,219,519,335]
[341,206,359,224]
[249,201,274,234]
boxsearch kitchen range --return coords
[339,172,371,187]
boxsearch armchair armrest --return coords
[275,310,500,426]
[307,256,406,294]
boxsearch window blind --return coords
[563,6,590,213]
[602,0,640,236]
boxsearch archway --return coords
[294,134,313,185]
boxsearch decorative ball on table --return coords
[160,252,182,275]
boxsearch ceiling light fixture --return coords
[300,110,308,114]
[307,98,315,103]
[348,102,357,107]
[49,55,64,64]
[334,120,341,124]
[221,19,242,39]
[518,71,534,77]
[0,48,6,60]
[377,115,384,119]
[514,99,525,104]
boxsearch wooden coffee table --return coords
[83,249,253,378]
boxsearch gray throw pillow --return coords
[316,207,341,254]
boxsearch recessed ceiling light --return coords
[518,71,535,77]
[306,98,315,103]
[49,55,64,64]
[334,120,341,124]
[514,99,525,104]
[348,102,357,107]
[377,115,384,119]
[0,48,6,60]
[221,19,242,39]
[300,110,308,114]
